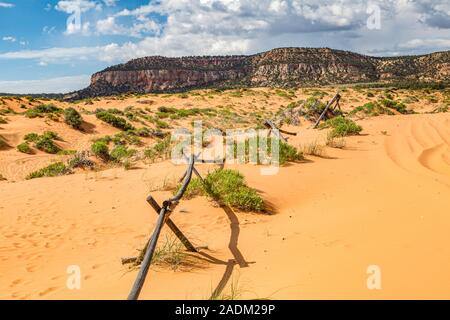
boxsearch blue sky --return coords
[0,0,449,93]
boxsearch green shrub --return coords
[42,131,59,140]
[26,162,70,180]
[110,145,137,162]
[24,133,40,142]
[321,116,362,138]
[431,105,449,113]
[35,137,60,154]
[155,119,170,129]
[17,143,33,154]
[135,127,151,137]
[25,104,62,118]
[112,131,142,146]
[380,99,409,114]
[233,136,303,166]
[91,141,109,159]
[180,169,265,212]
[350,102,394,117]
[279,141,303,165]
[144,136,172,161]
[96,111,134,131]
[64,107,83,129]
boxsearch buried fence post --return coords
[263,119,297,142]
[128,205,169,300]
[313,92,341,129]
[146,195,197,253]
[127,155,196,300]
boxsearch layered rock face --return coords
[67,48,449,99]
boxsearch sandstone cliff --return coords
[66,47,449,99]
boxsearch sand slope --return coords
[0,112,449,299]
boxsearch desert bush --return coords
[321,116,362,138]
[279,140,303,165]
[109,145,137,162]
[380,99,409,114]
[26,162,70,180]
[24,133,40,142]
[42,131,59,140]
[0,116,7,124]
[91,141,109,160]
[64,107,83,129]
[155,119,170,129]
[350,102,394,117]
[233,136,303,165]
[35,136,60,154]
[17,142,33,154]
[144,136,172,161]
[326,134,346,149]
[67,151,95,169]
[302,141,326,157]
[96,111,134,131]
[205,169,265,212]
[25,104,62,118]
[113,131,142,146]
[134,127,151,137]
[57,150,76,155]
[430,105,448,113]
[175,169,265,212]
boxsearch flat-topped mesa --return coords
[65,47,450,100]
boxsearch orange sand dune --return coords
[0,112,449,300]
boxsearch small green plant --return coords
[233,136,303,166]
[380,99,409,114]
[42,131,59,140]
[26,162,70,180]
[35,136,60,154]
[279,140,303,165]
[17,142,33,154]
[109,145,136,162]
[175,169,265,212]
[144,136,172,162]
[64,107,83,129]
[321,116,362,138]
[302,141,326,157]
[91,141,109,160]
[350,102,394,117]
[67,151,95,169]
[24,133,39,142]
[326,134,346,149]
[96,111,134,131]
[430,105,448,113]
[25,104,62,118]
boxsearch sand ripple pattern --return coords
[384,116,450,182]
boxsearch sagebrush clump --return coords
[175,169,265,212]
[64,107,83,129]
[17,142,33,154]
[26,162,70,180]
[96,111,135,131]
[321,116,362,138]
[91,141,109,160]
[25,104,62,118]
